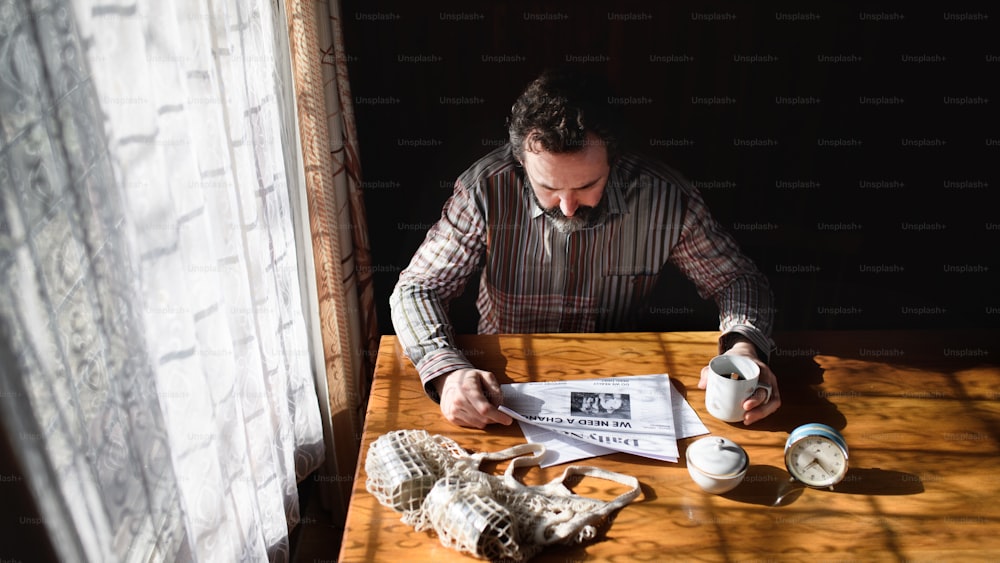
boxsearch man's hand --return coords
[698,340,781,425]
[433,368,513,429]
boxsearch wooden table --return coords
[339,331,1000,561]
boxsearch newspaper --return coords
[510,388,709,467]
[499,373,708,467]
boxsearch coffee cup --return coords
[705,355,771,422]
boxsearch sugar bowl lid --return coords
[686,436,748,476]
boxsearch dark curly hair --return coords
[507,68,623,164]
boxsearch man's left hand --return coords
[697,340,781,425]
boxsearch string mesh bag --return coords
[418,472,522,560]
[364,428,468,514]
[365,429,641,561]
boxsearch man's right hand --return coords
[433,369,513,429]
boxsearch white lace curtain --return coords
[0,0,326,560]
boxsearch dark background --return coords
[341,1,998,337]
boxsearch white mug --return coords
[705,355,772,422]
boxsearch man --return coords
[390,68,780,428]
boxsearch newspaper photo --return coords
[499,373,705,465]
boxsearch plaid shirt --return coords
[390,145,774,395]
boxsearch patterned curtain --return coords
[0,0,325,560]
[284,0,378,519]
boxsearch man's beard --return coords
[530,190,608,234]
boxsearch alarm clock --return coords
[783,423,849,489]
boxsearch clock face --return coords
[785,435,848,487]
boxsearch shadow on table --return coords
[759,331,1000,447]
[722,464,924,507]
[717,330,1000,436]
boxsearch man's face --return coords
[600,393,623,412]
[521,133,610,233]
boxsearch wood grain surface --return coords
[339,331,1000,562]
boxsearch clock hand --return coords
[801,457,831,478]
[812,455,831,475]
